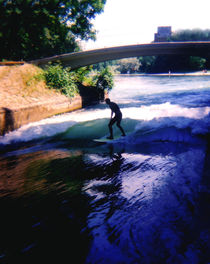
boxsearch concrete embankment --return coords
[0,64,105,136]
[0,95,83,135]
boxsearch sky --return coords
[82,0,210,50]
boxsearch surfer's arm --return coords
[111,110,114,119]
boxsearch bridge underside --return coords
[30,42,210,70]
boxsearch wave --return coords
[57,111,209,148]
[120,126,205,146]
[0,103,209,146]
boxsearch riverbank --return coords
[0,64,103,135]
[119,70,210,76]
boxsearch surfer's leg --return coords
[117,123,126,136]
[116,115,126,136]
[108,118,115,139]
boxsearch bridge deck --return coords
[29,42,210,70]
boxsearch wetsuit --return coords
[109,102,122,126]
[107,101,125,139]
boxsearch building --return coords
[154,26,172,42]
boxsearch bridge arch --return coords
[30,42,210,70]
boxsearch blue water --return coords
[0,75,210,263]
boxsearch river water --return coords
[0,75,210,263]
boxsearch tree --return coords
[0,0,106,61]
[170,29,210,42]
[116,58,141,74]
[94,66,114,91]
[138,56,156,73]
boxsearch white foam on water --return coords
[123,102,210,121]
[0,102,209,145]
[0,108,109,145]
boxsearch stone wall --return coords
[0,95,82,135]
[0,90,107,136]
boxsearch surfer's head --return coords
[105,98,111,105]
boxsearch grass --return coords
[0,63,67,109]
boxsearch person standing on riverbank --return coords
[105,98,126,139]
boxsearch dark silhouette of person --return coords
[105,98,126,139]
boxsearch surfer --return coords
[105,98,126,139]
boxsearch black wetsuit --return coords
[107,101,125,139]
[109,102,122,125]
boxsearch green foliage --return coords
[72,66,93,84]
[189,56,206,71]
[92,60,118,71]
[170,29,210,41]
[138,56,156,73]
[41,64,114,98]
[116,58,141,74]
[0,0,106,60]
[138,55,207,73]
[43,64,78,98]
[93,67,114,91]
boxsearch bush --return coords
[116,58,141,74]
[43,64,78,97]
[72,66,93,84]
[41,64,114,99]
[93,67,114,92]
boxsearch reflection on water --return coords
[0,149,92,263]
[0,140,209,263]
[84,146,209,264]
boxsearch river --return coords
[0,75,210,263]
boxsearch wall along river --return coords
[0,75,210,263]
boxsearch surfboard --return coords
[93,138,114,143]
[93,135,124,143]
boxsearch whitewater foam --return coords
[0,103,209,145]
[123,102,210,121]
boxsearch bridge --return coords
[30,42,210,70]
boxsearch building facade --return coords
[154,26,172,42]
